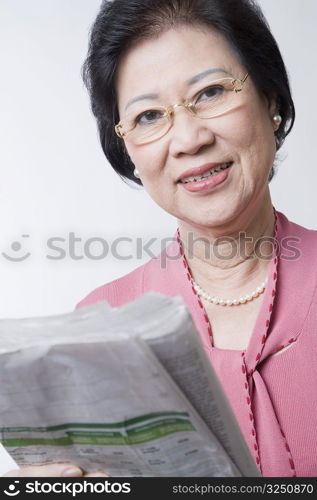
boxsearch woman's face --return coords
[116,25,277,230]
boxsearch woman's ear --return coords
[267,92,279,117]
[265,93,282,132]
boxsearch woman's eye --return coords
[135,110,164,126]
[196,85,225,102]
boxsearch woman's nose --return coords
[168,107,216,157]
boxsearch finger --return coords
[84,472,111,477]
[3,463,84,477]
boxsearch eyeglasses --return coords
[115,73,248,145]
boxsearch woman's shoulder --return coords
[75,262,147,310]
[277,210,317,289]
[75,237,179,310]
[278,210,317,234]
[277,210,317,251]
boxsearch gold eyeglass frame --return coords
[115,73,249,141]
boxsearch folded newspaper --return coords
[0,293,260,477]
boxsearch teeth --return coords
[181,162,232,184]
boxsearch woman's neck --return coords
[177,198,276,296]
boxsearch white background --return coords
[0,0,316,318]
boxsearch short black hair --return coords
[82,0,295,185]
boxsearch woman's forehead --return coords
[116,25,241,104]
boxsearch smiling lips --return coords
[178,161,233,193]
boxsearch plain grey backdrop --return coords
[0,0,316,317]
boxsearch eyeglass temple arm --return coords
[233,72,249,93]
[115,123,125,138]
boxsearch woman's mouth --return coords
[179,162,232,183]
[178,162,233,193]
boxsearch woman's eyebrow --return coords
[186,68,230,85]
[124,68,229,110]
[125,93,159,111]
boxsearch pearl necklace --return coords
[192,277,268,306]
[177,207,278,307]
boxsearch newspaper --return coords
[0,293,260,477]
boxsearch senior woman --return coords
[6,0,317,478]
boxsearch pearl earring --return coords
[273,114,282,129]
[133,168,140,179]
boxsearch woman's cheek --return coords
[140,146,168,179]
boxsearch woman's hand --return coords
[3,463,110,477]
[3,463,84,477]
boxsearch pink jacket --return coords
[77,211,317,477]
